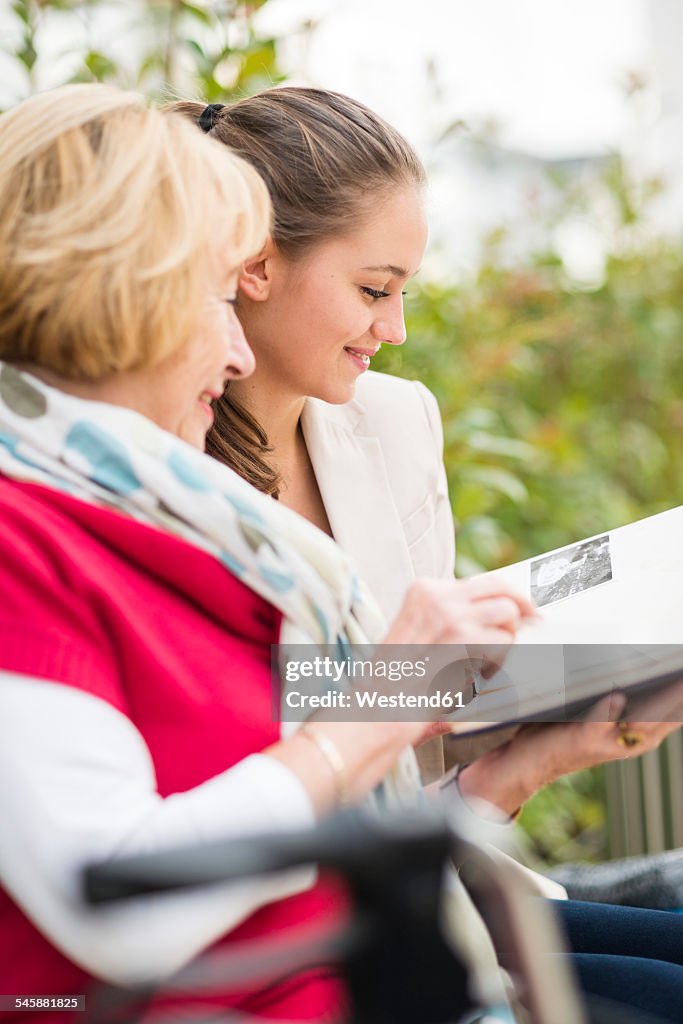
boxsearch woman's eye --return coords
[360,286,390,300]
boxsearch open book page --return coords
[444,505,683,754]
[492,501,683,614]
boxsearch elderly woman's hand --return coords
[458,680,683,817]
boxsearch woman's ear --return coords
[239,236,277,302]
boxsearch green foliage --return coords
[3,0,282,104]
[518,768,608,865]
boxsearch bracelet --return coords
[299,723,349,806]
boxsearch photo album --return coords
[445,503,683,750]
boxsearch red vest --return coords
[0,478,347,1022]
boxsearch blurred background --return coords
[2,0,682,865]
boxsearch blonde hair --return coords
[0,83,270,379]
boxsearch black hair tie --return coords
[199,103,225,133]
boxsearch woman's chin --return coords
[311,379,359,406]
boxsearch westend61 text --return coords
[284,690,466,710]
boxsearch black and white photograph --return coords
[530,534,612,607]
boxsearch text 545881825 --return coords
[0,997,84,1012]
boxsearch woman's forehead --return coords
[326,198,427,275]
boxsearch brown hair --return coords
[169,87,426,495]
[0,83,270,380]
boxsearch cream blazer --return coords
[301,370,456,624]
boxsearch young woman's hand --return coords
[382,576,538,647]
[458,680,683,817]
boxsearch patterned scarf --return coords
[0,361,422,802]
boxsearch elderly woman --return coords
[0,84,536,1023]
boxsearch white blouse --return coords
[0,674,316,986]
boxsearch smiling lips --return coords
[198,388,222,422]
[344,346,378,371]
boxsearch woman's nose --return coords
[371,298,407,347]
[225,318,256,379]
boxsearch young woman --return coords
[172,88,683,1022]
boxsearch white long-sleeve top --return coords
[0,673,316,987]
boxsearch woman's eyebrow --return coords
[361,263,416,277]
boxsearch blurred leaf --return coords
[12,1,32,27]
[458,465,529,504]
[185,37,206,60]
[465,432,538,461]
[180,1,214,26]
[74,50,119,82]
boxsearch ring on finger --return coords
[617,720,645,749]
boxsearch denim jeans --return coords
[554,898,683,1023]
